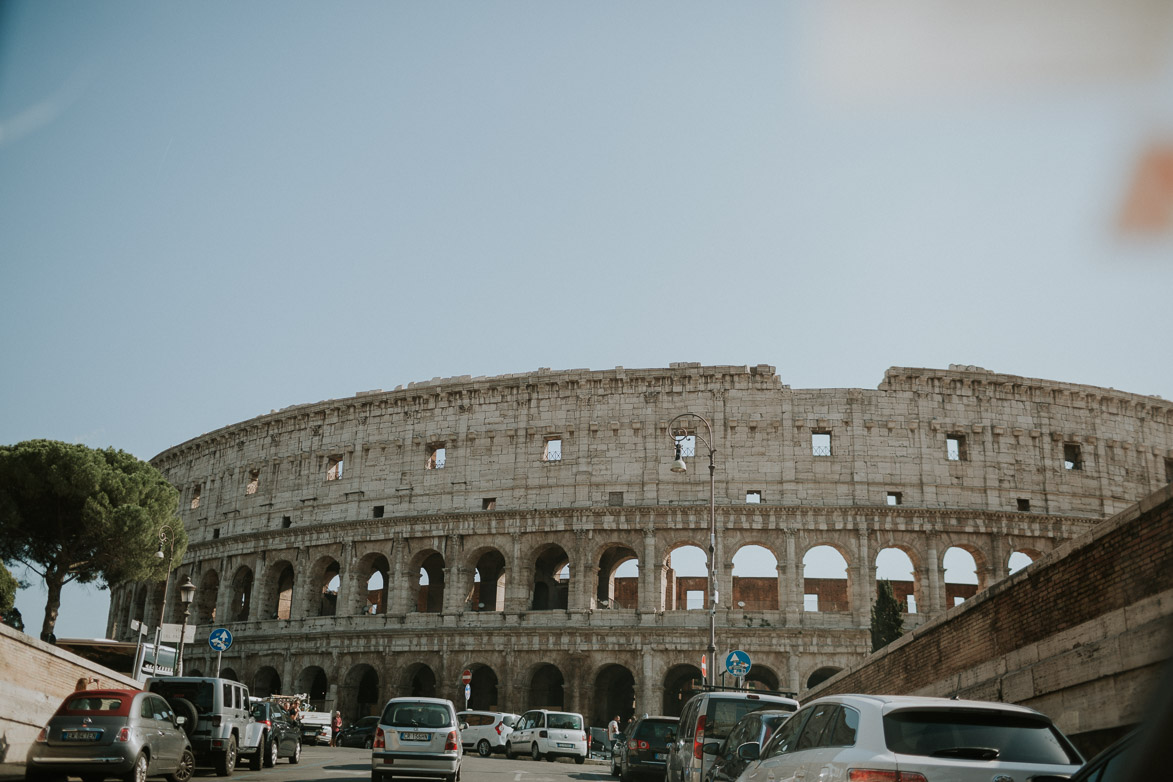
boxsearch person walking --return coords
[331,710,343,747]
[607,714,620,756]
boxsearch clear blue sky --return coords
[3,1,1171,639]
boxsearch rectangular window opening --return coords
[746,491,761,504]
[608,491,624,507]
[811,431,832,457]
[482,498,496,511]
[946,434,968,461]
[190,485,201,510]
[674,434,696,458]
[372,505,385,518]
[907,594,917,614]
[543,438,562,462]
[1166,457,1173,484]
[212,528,220,539]
[426,445,446,470]
[886,491,902,506]
[1063,443,1082,470]
[281,516,291,528]
[803,594,819,612]
[685,590,705,610]
[1017,498,1031,512]
[326,455,344,481]
[245,469,259,496]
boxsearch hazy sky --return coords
[3,1,1171,639]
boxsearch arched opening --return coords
[469,549,506,612]
[1008,549,1040,576]
[803,545,849,612]
[221,667,240,682]
[743,665,780,692]
[296,666,329,706]
[253,666,281,697]
[270,563,295,620]
[531,546,570,611]
[597,545,639,609]
[415,552,445,613]
[593,665,636,726]
[662,664,703,717]
[665,545,708,611]
[468,666,500,711]
[732,545,779,610]
[303,557,340,617]
[230,567,254,622]
[340,664,381,720]
[403,663,437,698]
[943,547,980,606]
[196,570,219,624]
[875,548,918,613]
[806,667,843,690]
[528,664,565,710]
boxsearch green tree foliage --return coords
[0,562,18,616]
[0,440,186,641]
[870,579,905,652]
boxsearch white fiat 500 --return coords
[735,694,1082,782]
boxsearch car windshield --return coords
[634,720,677,742]
[385,704,450,728]
[148,681,214,714]
[548,713,582,730]
[884,710,1081,765]
[708,700,780,742]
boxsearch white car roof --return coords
[812,694,1051,718]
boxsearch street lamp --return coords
[666,412,718,687]
[151,525,180,676]
[176,575,196,676]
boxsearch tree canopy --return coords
[870,579,905,652]
[0,440,186,641]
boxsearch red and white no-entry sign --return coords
[700,655,707,678]
[462,669,472,684]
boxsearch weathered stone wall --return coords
[106,364,1173,727]
[803,483,1173,758]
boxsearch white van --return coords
[505,709,587,764]
[456,711,518,756]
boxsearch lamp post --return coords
[176,575,196,676]
[151,525,179,676]
[666,412,718,687]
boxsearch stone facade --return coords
[107,363,1173,727]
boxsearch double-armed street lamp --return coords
[666,412,718,687]
[151,525,179,676]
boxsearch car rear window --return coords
[384,703,452,728]
[148,681,214,714]
[707,699,792,742]
[548,713,583,730]
[63,695,127,714]
[883,709,1081,765]
[634,720,678,742]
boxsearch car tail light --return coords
[496,723,504,736]
[693,715,706,760]
[211,715,222,727]
[374,727,385,749]
[847,771,927,782]
[34,727,47,743]
[260,720,271,729]
[629,739,650,750]
[116,727,131,743]
[445,730,459,752]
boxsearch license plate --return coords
[62,731,101,742]
[654,753,666,760]
[400,732,429,741]
[557,742,573,748]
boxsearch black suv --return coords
[703,709,794,782]
[337,715,380,748]
[243,700,302,768]
[612,716,679,782]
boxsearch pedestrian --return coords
[607,714,620,755]
[331,710,343,747]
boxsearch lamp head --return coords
[155,550,164,560]
[178,575,197,605]
[671,442,688,473]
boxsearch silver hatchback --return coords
[26,689,194,782]
[371,697,463,782]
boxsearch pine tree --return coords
[870,579,904,651]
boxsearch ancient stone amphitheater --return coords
[108,363,1173,725]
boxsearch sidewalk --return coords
[0,761,23,782]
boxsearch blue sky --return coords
[3,1,1171,639]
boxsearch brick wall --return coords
[804,484,1173,756]
[0,624,138,765]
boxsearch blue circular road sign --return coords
[725,650,751,677]
[208,628,233,652]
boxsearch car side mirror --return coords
[702,743,720,756]
[736,743,760,761]
[460,722,468,731]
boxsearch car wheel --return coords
[364,736,374,749]
[266,735,279,768]
[505,742,515,759]
[167,749,195,782]
[123,752,148,782]
[249,735,265,771]
[574,755,585,765]
[289,740,301,764]
[477,740,492,758]
[611,754,621,777]
[621,760,634,782]
[215,736,237,777]
[531,743,541,761]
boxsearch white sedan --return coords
[735,694,1082,782]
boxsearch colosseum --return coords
[108,363,1173,727]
